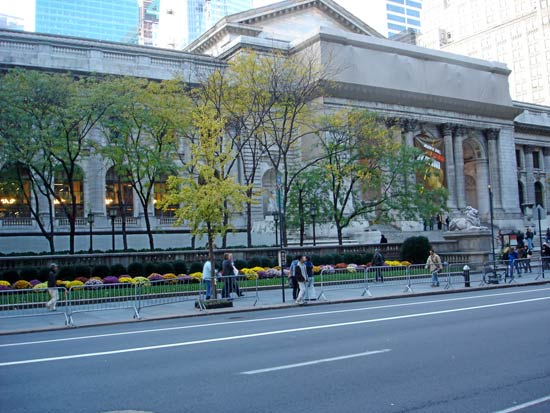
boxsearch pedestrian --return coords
[295,256,308,305]
[380,234,388,244]
[542,243,550,269]
[289,256,300,301]
[304,256,316,301]
[202,259,214,300]
[372,248,385,282]
[429,216,434,231]
[437,214,442,230]
[525,248,533,273]
[221,253,242,298]
[46,263,58,311]
[445,215,450,231]
[525,227,534,251]
[508,246,521,278]
[425,249,442,287]
[545,228,550,244]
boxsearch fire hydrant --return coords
[463,264,471,287]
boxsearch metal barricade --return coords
[407,263,446,290]
[538,257,549,280]
[137,278,201,312]
[67,282,139,326]
[482,260,510,285]
[213,274,259,307]
[317,268,369,300]
[0,287,68,324]
[365,265,411,296]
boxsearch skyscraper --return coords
[157,0,252,49]
[419,0,550,105]
[35,0,140,43]
[383,0,422,38]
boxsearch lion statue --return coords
[449,206,488,231]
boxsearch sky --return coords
[0,0,384,35]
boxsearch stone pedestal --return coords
[443,230,492,263]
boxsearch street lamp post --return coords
[276,174,285,303]
[273,212,279,247]
[310,203,317,246]
[488,185,496,263]
[87,210,94,253]
[108,207,117,253]
[537,205,545,279]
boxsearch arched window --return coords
[518,181,525,211]
[535,181,544,208]
[0,164,31,218]
[54,166,84,218]
[105,166,133,217]
[154,173,177,217]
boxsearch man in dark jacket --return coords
[372,248,385,282]
[46,263,58,311]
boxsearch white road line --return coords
[0,296,548,367]
[240,349,391,375]
[492,395,550,413]
[1,287,549,348]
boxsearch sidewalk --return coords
[1,270,548,335]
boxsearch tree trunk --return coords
[246,201,253,248]
[337,226,343,246]
[68,217,76,254]
[207,224,217,298]
[121,216,128,251]
[143,206,155,250]
[299,195,304,246]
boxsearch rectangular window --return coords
[388,0,405,3]
[406,9,420,17]
[388,23,406,32]
[387,4,405,13]
[407,18,421,26]
[406,0,422,8]
[533,151,540,169]
[516,149,522,168]
[388,13,406,23]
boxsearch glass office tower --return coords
[385,0,422,38]
[35,0,140,43]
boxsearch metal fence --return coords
[137,279,200,313]
[317,268,369,300]
[0,287,68,324]
[67,282,139,326]
[197,275,259,310]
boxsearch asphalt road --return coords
[1,286,549,413]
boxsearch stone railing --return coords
[0,241,462,271]
[1,218,34,227]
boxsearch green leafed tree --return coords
[98,77,191,250]
[0,69,113,253]
[316,109,448,245]
[161,107,250,297]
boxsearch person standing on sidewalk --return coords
[304,256,316,301]
[295,256,309,305]
[46,263,58,311]
[525,227,534,251]
[289,256,300,301]
[508,246,521,278]
[202,259,214,300]
[425,250,442,287]
[372,248,385,282]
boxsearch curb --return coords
[1,279,549,336]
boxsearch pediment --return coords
[185,0,383,55]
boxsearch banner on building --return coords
[414,134,445,190]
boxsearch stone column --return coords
[485,129,502,210]
[475,159,490,219]
[403,118,418,148]
[497,126,521,214]
[524,146,535,206]
[544,148,550,208]
[454,127,466,209]
[440,123,457,210]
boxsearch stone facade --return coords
[0,0,549,253]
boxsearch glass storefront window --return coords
[105,166,133,217]
[0,164,31,218]
[54,167,84,218]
